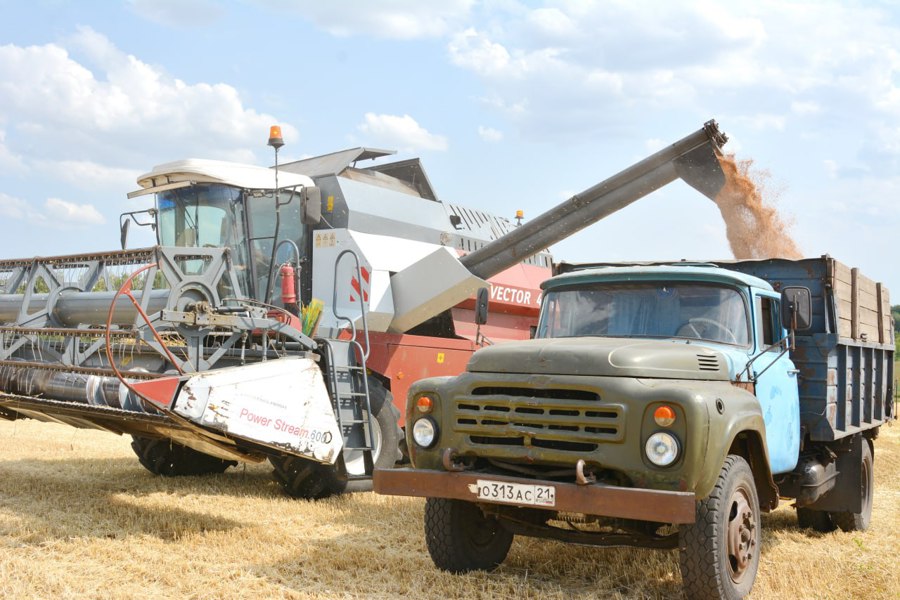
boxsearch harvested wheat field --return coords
[0,419,897,600]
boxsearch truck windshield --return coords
[537,282,751,346]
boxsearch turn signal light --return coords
[416,395,434,413]
[653,405,676,427]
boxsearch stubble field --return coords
[0,418,897,600]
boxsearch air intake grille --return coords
[697,353,721,371]
[455,386,624,452]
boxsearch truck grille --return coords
[454,386,624,452]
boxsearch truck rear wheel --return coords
[679,455,760,600]
[830,440,874,532]
[270,379,402,499]
[130,436,237,476]
[424,498,513,573]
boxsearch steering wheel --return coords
[677,318,738,344]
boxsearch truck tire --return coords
[130,436,237,476]
[796,507,835,532]
[270,379,402,499]
[679,455,760,600]
[830,440,874,532]
[424,498,513,573]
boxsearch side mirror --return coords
[301,186,322,225]
[781,286,812,332]
[475,287,489,325]
[119,217,131,250]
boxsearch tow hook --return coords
[442,448,467,472]
[576,459,596,485]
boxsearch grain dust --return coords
[714,155,802,259]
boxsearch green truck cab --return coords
[374,257,894,600]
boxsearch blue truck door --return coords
[752,293,800,474]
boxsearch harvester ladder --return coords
[320,339,374,477]
[323,249,375,477]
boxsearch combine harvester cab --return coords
[0,121,729,499]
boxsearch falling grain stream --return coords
[714,155,801,260]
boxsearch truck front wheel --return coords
[424,498,513,573]
[679,455,760,600]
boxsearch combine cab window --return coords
[156,184,250,294]
[537,282,751,346]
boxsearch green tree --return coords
[894,304,900,357]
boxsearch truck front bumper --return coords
[374,468,697,524]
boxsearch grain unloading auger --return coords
[0,120,728,497]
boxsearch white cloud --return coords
[737,113,787,132]
[0,193,29,220]
[263,0,474,39]
[444,1,900,144]
[0,193,102,228]
[357,113,448,152]
[44,198,106,226]
[478,126,503,142]
[0,130,26,172]
[0,28,296,167]
[448,28,513,77]
[128,0,226,27]
[791,101,821,116]
[34,160,142,192]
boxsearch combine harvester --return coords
[0,122,728,498]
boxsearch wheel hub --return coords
[727,490,756,582]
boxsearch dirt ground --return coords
[0,418,897,600]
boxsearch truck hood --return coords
[467,337,731,380]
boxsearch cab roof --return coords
[544,263,773,292]
[129,159,315,198]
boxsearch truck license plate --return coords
[474,479,556,507]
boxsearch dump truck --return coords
[374,256,894,600]
[0,121,729,500]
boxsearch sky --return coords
[1,0,898,297]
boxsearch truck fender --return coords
[698,393,779,511]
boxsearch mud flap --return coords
[132,357,343,464]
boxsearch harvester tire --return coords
[424,498,513,573]
[796,507,835,532]
[830,439,874,532]
[271,455,350,500]
[130,436,237,476]
[270,378,403,499]
[679,455,760,600]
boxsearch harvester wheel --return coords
[424,498,513,573]
[270,378,403,499]
[830,439,874,532]
[130,436,237,476]
[270,455,350,500]
[679,455,759,600]
[796,507,835,532]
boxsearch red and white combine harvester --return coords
[0,122,728,498]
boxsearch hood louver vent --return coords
[697,354,720,371]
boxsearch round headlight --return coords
[412,417,438,448]
[645,431,680,467]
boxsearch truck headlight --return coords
[645,431,680,467]
[412,417,439,448]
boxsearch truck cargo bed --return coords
[721,256,895,441]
